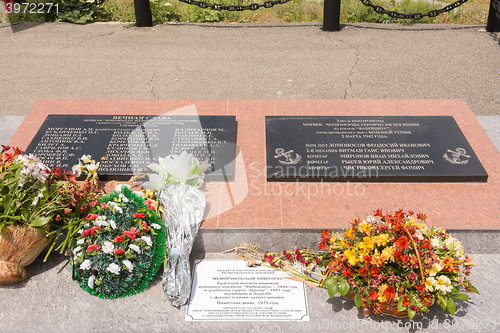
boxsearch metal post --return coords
[134,0,153,27]
[486,0,500,32]
[323,0,341,31]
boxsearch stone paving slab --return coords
[1,22,499,117]
[1,253,498,333]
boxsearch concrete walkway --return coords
[1,21,500,333]
[0,22,499,117]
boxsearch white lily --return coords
[142,170,168,192]
[163,151,193,184]
[81,154,93,164]
[143,151,210,191]
[86,162,100,174]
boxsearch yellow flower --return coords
[359,223,371,235]
[415,222,428,232]
[345,228,355,239]
[358,236,374,252]
[381,247,395,261]
[340,238,350,248]
[405,216,418,226]
[371,251,385,267]
[377,284,388,302]
[373,233,391,246]
[428,262,442,276]
[344,249,357,265]
[358,247,371,260]
[330,234,337,244]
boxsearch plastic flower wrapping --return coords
[72,186,165,299]
[262,209,478,319]
[143,151,210,307]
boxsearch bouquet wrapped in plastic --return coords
[143,151,209,307]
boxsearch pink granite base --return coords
[9,98,500,230]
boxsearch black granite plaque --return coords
[266,116,488,182]
[25,115,237,182]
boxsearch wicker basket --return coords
[349,292,408,318]
[0,225,49,284]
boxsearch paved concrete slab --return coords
[1,253,498,333]
[0,22,499,117]
[478,116,500,152]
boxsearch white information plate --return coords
[185,260,309,321]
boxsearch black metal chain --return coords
[359,0,470,20]
[12,0,105,13]
[176,0,291,11]
[493,0,500,20]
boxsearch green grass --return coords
[2,0,491,24]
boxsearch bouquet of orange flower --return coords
[319,209,478,319]
[262,209,478,319]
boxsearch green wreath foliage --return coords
[72,186,165,299]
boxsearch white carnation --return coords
[95,215,109,228]
[88,275,95,289]
[123,260,134,272]
[106,263,121,275]
[151,223,161,230]
[107,202,123,214]
[115,184,131,193]
[109,219,117,230]
[80,259,92,271]
[119,193,129,203]
[133,191,145,199]
[77,238,85,245]
[102,241,114,254]
[129,244,141,254]
[141,236,152,247]
[73,247,82,256]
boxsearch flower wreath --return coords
[72,186,165,299]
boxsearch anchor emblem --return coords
[443,147,470,165]
[274,148,302,165]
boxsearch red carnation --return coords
[114,235,124,243]
[123,231,136,240]
[133,212,145,218]
[113,248,125,255]
[86,213,99,220]
[89,202,98,207]
[82,226,98,237]
[86,244,101,253]
[141,221,149,232]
